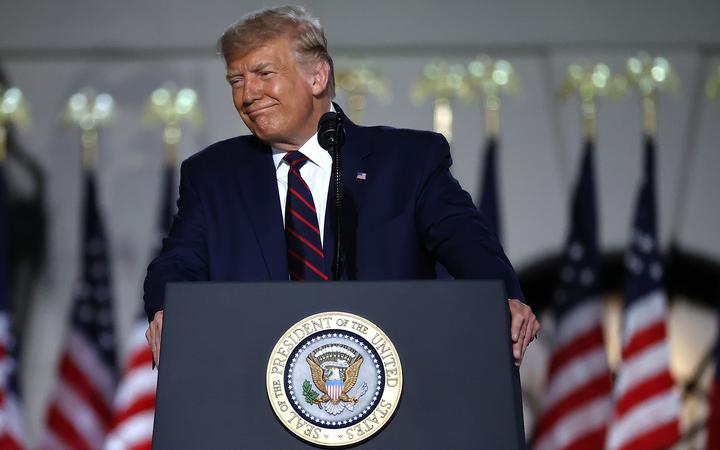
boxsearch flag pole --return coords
[532,62,616,450]
[143,84,202,169]
[605,53,682,450]
[42,90,117,449]
[0,85,30,163]
[412,62,474,143]
[63,90,115,170]
[622,53,678,139]
[556,63,622,143]
[466,56,519,140]
[0,82,30,450]
[104,84,201,450]
[335,63,389,125]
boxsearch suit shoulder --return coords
[354,125,448,158]
[359,125,445,144]
[181,135,259,173]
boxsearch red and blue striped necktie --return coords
[283,151,329,281]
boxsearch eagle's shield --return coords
[326,379,343,402]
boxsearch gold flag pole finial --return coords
[336,63,390,124]
[0,85,31,163]
[467,56,519,139]
[143,83,202,166]
[557,63,619,140]
[706,63,720,102]
[63,89,115,169]
[412,62,474,143]
[621,53,678,137]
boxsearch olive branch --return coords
[303,380,320,405]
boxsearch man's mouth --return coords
[246,104,276,118]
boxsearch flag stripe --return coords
[113,393,156,428]
[622,321,666,360]
[607,390,680,450]
[614,370,675,418]
[0,435,22,450]
[554,300,604,348]
[112,365,157,413]
[66,331,114,398]
[104,411,155,450]
[534,397,612,450]
[47,404,94,450]
[614,340,669,395]
[60,354,114,424]
[613,418,679,450]
[542,347,608,411]
[623,291,665,340]
[535,373,612,438]
[548,324,605,378]
[561,427,607,450]
[126,349,154,373]
[708,377,720,449]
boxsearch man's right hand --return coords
[145,310,164,368]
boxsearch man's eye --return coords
[260,71,273,78]
[230,78,244,87]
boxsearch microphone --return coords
[317,112,345,150]
[317,111,345,280]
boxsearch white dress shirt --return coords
[272,134,333,246]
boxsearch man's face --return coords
[225,36,321,150]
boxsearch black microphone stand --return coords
[331,113,344,280]
[317,111,345,280]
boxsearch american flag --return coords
[104,165,175,450]
[533,140,613,450]
[606,137,681,450]
[41,171,117,450]
[0,164,26,449]
[478,137,501,241]
[707,318,720,450]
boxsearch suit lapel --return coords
[235,138,288,280]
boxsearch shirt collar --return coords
[272,103,335,171]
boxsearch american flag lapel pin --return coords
[355,171,367,181]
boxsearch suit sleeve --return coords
[415,133,525,301]
[143,159,210,321]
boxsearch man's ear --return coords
[310,60,330,97]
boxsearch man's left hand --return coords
[508,299,540,367]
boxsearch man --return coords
[144,5,539,367]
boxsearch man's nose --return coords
[242,78,262,105]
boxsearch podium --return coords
[152,280,526,449]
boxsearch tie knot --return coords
[283,151,309,169]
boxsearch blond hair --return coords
[218,5,335,98]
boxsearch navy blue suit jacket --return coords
[144,118,524,321]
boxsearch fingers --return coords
[507,299,539,366]
[520,316,537,360]
[145,311,164,368]
[509,303,525,343]
[531,320,541,342]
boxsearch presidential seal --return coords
[266,312,402,446]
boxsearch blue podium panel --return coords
[153,280,526,450]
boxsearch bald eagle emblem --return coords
[305,344,368,415]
